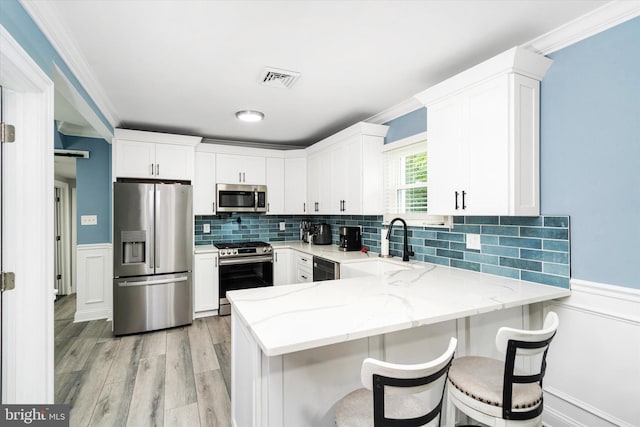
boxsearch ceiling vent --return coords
[260,67,300,89]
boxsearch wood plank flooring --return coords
[55,294,232,426]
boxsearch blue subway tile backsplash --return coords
[194,214,570,288]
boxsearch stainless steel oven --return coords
[215,241,273,315]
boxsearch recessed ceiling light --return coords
[235,110,264,122]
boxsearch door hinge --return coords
[1,122,16,143]
[1,272,15,291]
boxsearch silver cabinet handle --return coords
[243,172,246,182]
[156,164,159,176]
[239,172,242,182]
[215,256,218,268]
[267,202,270,212]
[150,163,154,175]
[275,252,278,262]
[303,202,306,212]
[212,202,215,213]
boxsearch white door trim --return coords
[54,179,72,296]
[0,24,55,404]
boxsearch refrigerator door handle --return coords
[117,276,189,287]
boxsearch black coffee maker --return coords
[339,226,361,251]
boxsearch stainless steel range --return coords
[215,241,273,315]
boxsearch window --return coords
[383,132,451,227]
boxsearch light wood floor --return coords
[55,294,232,426]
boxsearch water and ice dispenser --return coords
[121,230,146,264]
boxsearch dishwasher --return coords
[313,256,340,281]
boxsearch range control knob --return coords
[262,247,267,252]
[267,246,272,252]
[233,249,238,255]
[220,250,226,256]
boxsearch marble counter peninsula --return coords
[227,262,570,427]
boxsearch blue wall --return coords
[384,107,427,144]
[63,136,112,244]
[0,0,113,133]
[541,17,640,289]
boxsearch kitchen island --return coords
[227,260,570,427]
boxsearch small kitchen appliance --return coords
[339,226,362,252]
[313,223,332,245]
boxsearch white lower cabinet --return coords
[295,251,313,283]
[194,252,219,315]
[273,249,294,286]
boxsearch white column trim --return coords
[75,243,113,322]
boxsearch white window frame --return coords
[382,131,452,228]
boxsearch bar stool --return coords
[335,337,457,427]
[446,312,559,427]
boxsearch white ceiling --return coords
[27,0,609,147]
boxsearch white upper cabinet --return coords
[114,129,200,181]
[265,157,285,214]
[194,149,216,215]
[284,156,307,214]
[415,47,552,216]
[307,122,388,215]
[216,153,266,185]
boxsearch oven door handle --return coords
[219,256,274,266]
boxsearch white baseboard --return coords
[194,309,219,319]
[75,243,113,322]
[542,279,640,427]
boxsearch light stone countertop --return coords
[227,261,571,357]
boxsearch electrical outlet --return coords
[466,233,481,250]
[203,224,211,233]
[279,222,286,231]
[81,215,97,225]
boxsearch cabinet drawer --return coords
[296,267,313,283]
[296,253,312,268]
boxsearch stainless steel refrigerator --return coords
[113,182,193,335]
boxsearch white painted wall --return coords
[75,243,112,322]
[543,281,640,427]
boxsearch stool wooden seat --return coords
[445,312,559,427]
[336,337,457,427]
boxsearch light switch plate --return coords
[81,215,97,225]
[203,223,211,233]
[466,233,481,250]
[279,222,286,231]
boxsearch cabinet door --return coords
[194,151,216,215]
[216,154,266,185]
[426,96,465,215]
[307,150,332,214]
[266,157,285,214]
[155,144,194,180]
[332,138,362,214]
[464,76,510,215]
[284,157,307,214]
[115,140,156,178]
[194,252,219,313]
[273,249,293,286]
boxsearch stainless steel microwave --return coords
[216,184,267,213]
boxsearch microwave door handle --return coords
[254,190,259,212]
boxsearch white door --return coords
[1,28,55,403]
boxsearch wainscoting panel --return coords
[543,279,640,427]
[75,244,113,322]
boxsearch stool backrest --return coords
[361,337,457,426]
[495,311,559,420]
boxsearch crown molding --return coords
[523,0,640,55]
[20,0,120,127]
[365,97,423,125]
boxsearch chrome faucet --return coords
[386,217,414,262]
